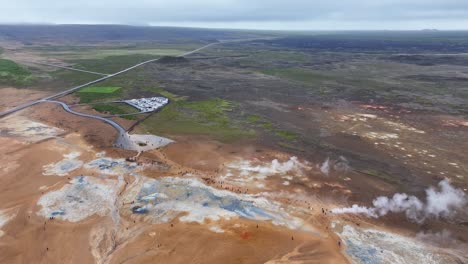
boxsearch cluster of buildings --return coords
[125,97,169,112]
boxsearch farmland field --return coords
[78,86,121,93]
[77,86,122,103]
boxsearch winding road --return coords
[44,100,126,134]
[0,37,275,148]
[0,41,219,118]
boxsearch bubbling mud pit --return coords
[0,113,467,264]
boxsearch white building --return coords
[125,97,169,112]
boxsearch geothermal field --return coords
[0,26,467,263]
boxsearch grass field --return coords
[77,86,122,103]
[0,59,34,86]
[246,114,261,123]
[275,130,300,140]
[92,103,138,120]
[243,113,300,141]
[72,54,161,73]
[36,48,188,60]
[79,86,121,93]
[155,89,188,102]
[23,44,201,76]
[142,98,255,141]
[49,69,101,88]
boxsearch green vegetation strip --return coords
[72,54,160,73]
[143,98,255,142]
[42,48,185,60]
[151,88,188,102]
[50,69,100,87]
[275,130,300,140]
[79,86,121,93]
[243,113,299,141]
[0,59,34,86]
[77,86,122,103]
[92,103,138,120]
[246,114,261,123]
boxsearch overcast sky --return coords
[3,0,468,30]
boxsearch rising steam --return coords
[332,179,467,223]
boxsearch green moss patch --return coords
[92,103,138,120]
[77,86,122,103]
[150,88,188,101]
[79,86,121,93]
[0,59,34,86]
[275,130,300,140]
[143,98,255,142]
[246,114,261,123]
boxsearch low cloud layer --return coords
[2,0,468,30]
[332,179,467,223]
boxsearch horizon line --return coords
[1,23,467,32]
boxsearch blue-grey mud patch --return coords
[126,177,309,230]
[43,152,83,176]
[333,223,465,264]
[37,176,120,222]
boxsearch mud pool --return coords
[127,177,307,230]
[333,223,466,264]
[221,156,311,189]
[37,176,121,222]
[85,157,139,175]
[43,152,83,176]
[0,115,63,142]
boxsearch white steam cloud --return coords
[232,156,308,176]
[319,156,350,176]
[332,179,467,223]
[320,158,330,175]
[270,157,306,173]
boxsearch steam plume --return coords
[332,179,466,223]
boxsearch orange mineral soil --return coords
[0,108,348,264]
[0,100,466,264]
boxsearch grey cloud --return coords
[2,0,468,29]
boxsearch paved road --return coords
[179,42,218,57]
[0,42,218,118]
[0,37,276,150]
[44,100,139,149]
[0,37,276,122]
[44,100,126,134]
[33,62,110,76]
[0,73,117,117]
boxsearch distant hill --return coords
[0,24,275,44]
[256,30,468,53]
